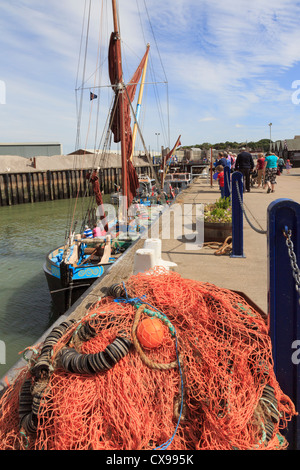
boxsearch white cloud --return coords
[199,117,217,122]
[1,0,300,152]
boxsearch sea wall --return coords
[0,165,153,206]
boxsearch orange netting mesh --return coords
[0,269,297,450]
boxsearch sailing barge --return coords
[43,0,173,313]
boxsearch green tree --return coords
[184,139,272,152]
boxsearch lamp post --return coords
[269,123,272,148]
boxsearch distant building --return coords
[0,142,62,158]
[68,149,94,155]
[272,136,300,167]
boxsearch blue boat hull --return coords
[43,238,131,314]
[43,254,112,314]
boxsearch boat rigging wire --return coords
[139,0,170,147]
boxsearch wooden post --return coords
[22,173,28,203]
[0,175,6,205]
[11,174,17,205]
[67,170,72,198]
[32,173,38,201]
[38,172,44,201]
[53,172,58,199]
[27,173,33,203]
[16,174,22,203]
[42,172,49,201]
[47,170,54,200]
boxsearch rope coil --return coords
[203,236,232,256]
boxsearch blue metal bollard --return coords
[224,166,230,199]
[268,198,300,449]
[231,171,245,258]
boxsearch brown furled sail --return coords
[86,170,108,231]
[108,33,150,207]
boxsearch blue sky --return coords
[1,0,300,155]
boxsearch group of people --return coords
[213,151,236,198]
[214,148,292,197]
[82,222,106,239]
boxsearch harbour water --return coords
[0,196,100,379]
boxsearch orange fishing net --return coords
[0,269,297,450]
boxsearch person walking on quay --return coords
[235,147,254,192]
[226,152,234,171]
[277,156,284,174]
[263,151,278,193]
[214,151,228,168]
[256,153,265,188]
[286,159,292,174]
[215,165,225,198]
[231,153,237,171]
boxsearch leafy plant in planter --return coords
[204,197,232,223]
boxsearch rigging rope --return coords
[137,0,169,147]
[225,169,267,235]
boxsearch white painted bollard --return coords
[133,248,159,275]
[143,238,177,268]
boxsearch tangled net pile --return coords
[0,269,297,450]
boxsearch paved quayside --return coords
[68,167,300,320]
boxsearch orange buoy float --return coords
[137,317,165,349]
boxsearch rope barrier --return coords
[225,169,231,193]
[224,170,267,235]
[235,180,267,235]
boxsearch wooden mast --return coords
[130,43,150,161]
[112,0,128,210]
